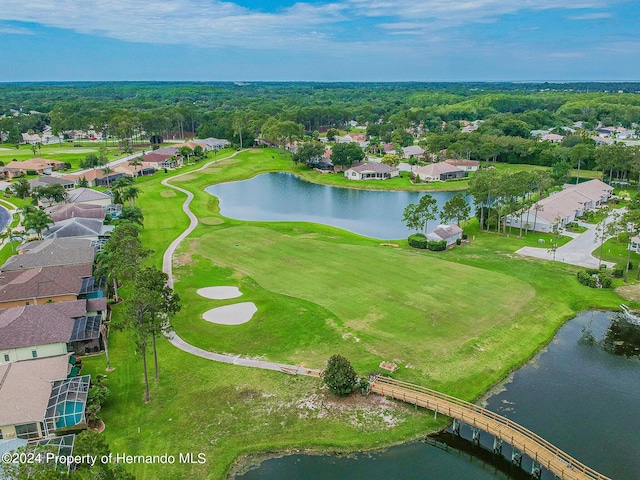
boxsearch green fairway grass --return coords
[79,147,630,479]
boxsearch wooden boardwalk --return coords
[371,376,611,480]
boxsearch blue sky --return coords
[1,0,639,82]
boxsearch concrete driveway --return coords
[516,211,622,269]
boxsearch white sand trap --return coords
[0,148,11,151]
[197,286,242,300]
[202,302,257,325]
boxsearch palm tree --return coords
[23,209,53,240]
[129,157,143,177]
[124,185,140,206]
[102,166,113,188]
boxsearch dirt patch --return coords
[616,284,640,302]
[174,252,194,267]
[201,217,224,226]
[161,190,177,197]
[294,389,406,430]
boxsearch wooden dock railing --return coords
[371,376,610,480]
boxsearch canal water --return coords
[205,173,472,240]
[235,311,640,480]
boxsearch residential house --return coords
[444,159,480,172]
[0,263,94,309]
[402,145,425,159]
[0,166,23,180]
[29,177,75,191]
[0,300,95,363]
[505,179,613,233]
[65,188,112,207]
[191,137,230,150]
[63,169,130,188]
[344,163,399,180]
[426,224,463,247]
[113,162,155,177]
[591,136,616,146]
[46,204,106,223]
[43,218,113,242]
[538,133,564,143]
[5,158,64,175]
[415,163,467,182]
[563,179,613,206]
[151,146,180,156]
[2,238,95,272]
[141,153,179,170]
[0,355,74,440]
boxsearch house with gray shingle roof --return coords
[0,263,93,309]
[3,238,95,272]
[344,163,399,181]
[46,203,105,223]
[0,300,103,362]
[28,176,75,190]
[43,218,113,241]
[426,224,463,247]
[65,188,112,207]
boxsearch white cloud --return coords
[568,12,613,20]
[0,0,347,50]
[0,24,34,35]
[0,0,628,54]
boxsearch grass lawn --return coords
[80,147,630,479]
[0,142,140,171]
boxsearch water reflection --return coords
[206,173,472,239]
[235,312,640,480]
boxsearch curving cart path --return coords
[160,150,322,377]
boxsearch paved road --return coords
[0,205,11,232]
[159,150,322,378]
[516,211,622,268]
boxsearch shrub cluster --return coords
[577,271,612,288]
[408,233,428,249]
[427,240,447,251]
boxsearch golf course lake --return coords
[235,311,640,480]
[205,172,472,239]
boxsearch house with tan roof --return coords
[415,163,467,182]
[5,158,64,175]
[63,169,130,187]
[0,263,94,309]
[344,163,399,180]
[3,238,95,272]
[505,179,613,233]
[46,203,105,223]
[0,355,73,440]
[444,159,480,172]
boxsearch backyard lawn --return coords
[80,148,629,479]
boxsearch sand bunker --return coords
[202,302,257,325]
[197,286,242,300]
